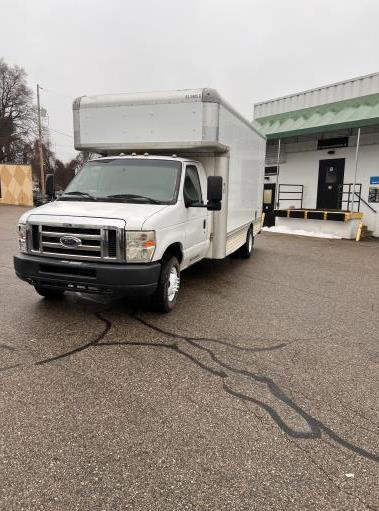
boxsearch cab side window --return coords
[184,165,202,205]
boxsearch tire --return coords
[34,286,64,298]
[152,256,180,313]
[238,227,254,259]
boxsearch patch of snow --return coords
[345,473,355,478]
[262,226,342,239]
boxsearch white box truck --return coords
[14,89,265,312]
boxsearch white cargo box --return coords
[73,88,264,154]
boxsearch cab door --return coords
[182,164,209,264]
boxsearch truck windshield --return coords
[61,159,181,204]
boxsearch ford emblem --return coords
[60,235,82,248]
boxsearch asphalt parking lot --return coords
[0,205,378,511]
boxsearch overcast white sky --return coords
[1,0,379,161]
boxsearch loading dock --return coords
[255,72,379,238]
[274,208,363,239]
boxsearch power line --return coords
[54,143,76,148]
[32,84,74,137]
[48,127,74,139]
[39,86,74,101]
[33,83,75,161]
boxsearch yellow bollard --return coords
[356,221,363,241]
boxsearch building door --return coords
[263,183,276,226]
[317,159,345,210]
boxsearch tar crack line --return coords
[132,314,379,464]
[33,309,378,464]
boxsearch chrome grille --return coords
[28,222,124,262]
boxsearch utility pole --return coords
[36,84,45,196]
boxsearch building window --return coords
[317,137,348,150]
[263,188,273,203]
[265,166,278,176]
[325,165,337,183]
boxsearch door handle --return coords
[203,219,206,229]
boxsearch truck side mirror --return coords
[45,174,55,198]
[207,176,223,211]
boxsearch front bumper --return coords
[14,254,161,296]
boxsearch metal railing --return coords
[275,182,377,215]
[277,184,304,209]
[340,183,362,212]
[340,183,377,213]
[355,192,377,214]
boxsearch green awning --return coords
[255,93,379,139]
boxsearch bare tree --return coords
[52,152,97,191]
[0,59,37,163]
[74,151,96,169]
[53,158,74,189]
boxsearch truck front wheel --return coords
[238,228,254,259]
[34,285,64,298]
[153,256,180,313]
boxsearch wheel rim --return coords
[167,266,180,302]
[248,232,253,252]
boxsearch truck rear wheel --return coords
[238,227,254,259]
[34,285,64,298]
[152,256,180,313]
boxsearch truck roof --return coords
[73,88,264,154]
[74,88,225,110]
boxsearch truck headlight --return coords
[126,231,156,263]
[18,224,28,253]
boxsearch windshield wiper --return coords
[60,191,97,201]
[104,193,162,204]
